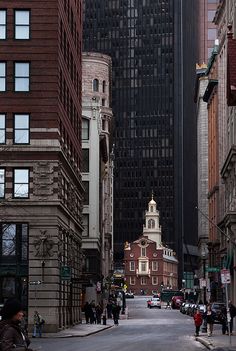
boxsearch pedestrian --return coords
[219,306,228,335]
[83,302,90,324]
[229,301,236,334]
[89,302,96,324]
[0,297,33,351]
[95,304,102,324]
[32,311,44,338]
[205,305,215,337]
[165,300,171,309]
[106,300,112,319]
[193,309,203,336]
[112,302,121,326]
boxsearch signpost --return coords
[221,269,231,346]
[206,267,220,273]
[60,266,71,281]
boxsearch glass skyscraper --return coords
[83,0,198,283]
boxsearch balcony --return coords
[136,268,150,277]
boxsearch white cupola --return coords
[143,193,162,247]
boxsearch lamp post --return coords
[201,243,208,333]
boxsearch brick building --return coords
[124,197,178,295]
[81,52,113,303]
[0,1,83,332]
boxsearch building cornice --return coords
[221,145,236,178]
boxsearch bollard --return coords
[102,315,106,325]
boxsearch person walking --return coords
[193,309,203,336]
[0,298,33,351]
[112,302,121,326]
[219,306,228,335]
[32,311,44,338]
[229,301,236,334]
[83,302,90,324]
[106,300,113,319]
[95,304,103,324]
[205,305,215,337]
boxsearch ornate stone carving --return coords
[34,230,55,258]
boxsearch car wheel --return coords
[159,306,161,309]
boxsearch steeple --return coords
[143,194,162,247]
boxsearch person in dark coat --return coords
[204,304,215,337]
[229,301,236,333]
[83,302,90,324]
[0,298,33,351]
[95,304,103,324]
[112,302,121,326]
[219,306,228,335]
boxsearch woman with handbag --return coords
[0,298,33,351]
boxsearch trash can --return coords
[102,315,106,325]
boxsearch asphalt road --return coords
[31,296,205,351]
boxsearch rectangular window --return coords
[14,62,30,92]
[152,261,158,271]
[82,181,89,205]
[0,62,6,91]
[130,276,135,285]
[14,114,30,144]
[130,261,135,271]
[82,214,89,237]
[152,276,158,285]
[13,169,29,198]
[2,224,16,256]
[141,261,147,272]
[82,149,89,172]
[15,10,30,39]
[141,277,147,285]
[82,119,89,140]
[0,114,6,143]
[0,169,5,198]
[0,10,6,39]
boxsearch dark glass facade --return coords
[83,0,198,283]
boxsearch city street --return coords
[31,297,205,351]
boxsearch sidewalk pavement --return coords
[42,321,114,338]
[196,331,236,350]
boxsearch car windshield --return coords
[152,298,160,301]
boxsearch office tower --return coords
[0,1,83,331]
[83,0,198,284]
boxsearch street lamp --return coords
[201,244,208,305]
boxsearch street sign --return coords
[60,266,71,281]
[206,267,220,273]
[221,269,231,284]
[199,278,207,288]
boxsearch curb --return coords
[196,336,214,350]
[42,325,113,338]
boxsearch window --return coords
[82,181,89,205]
[141,261,147,272]
[102,98,105,106]
[82,118,89,140]
[152,261,158,271]
[0,169,5,198]
[130,276,135,285]
[208,29,217,40]
[82,214,89,236]
[141,277,147,285]
[0,114,6,143]
[148,219,155,228]
[141,247,146,257]
[130,261,135,271]
[13,169,29,198]
[208,10,215,22]
[82,149,89,172]
[0,10,6,39]
[14,114,30,144]
[0,62,6,91]
[15,10,30,39]
[152,276,158,285]
[14,62,30,92]
[102,80,106,93]
[93,79,99,92]
[2,224,16,256]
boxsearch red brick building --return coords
[0,0,83,332]
[124,197,178,295]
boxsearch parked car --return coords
[171,296,184,309]
[182,302,191,314]
[211,302,226,324]
[192,304,206,316]
[149,297,161,309]
[125,292,134,298]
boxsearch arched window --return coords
[93,79,99,92]
[150,206,153,212]
[82,118,89,140]
[148,219,155,229]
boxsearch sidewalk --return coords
[42,322,113,338]
[196,331,236,350]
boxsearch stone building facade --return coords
[124,197,178,295]
[0,0,83,332]
[81,52,113,303]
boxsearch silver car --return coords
[149,297,161,309]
